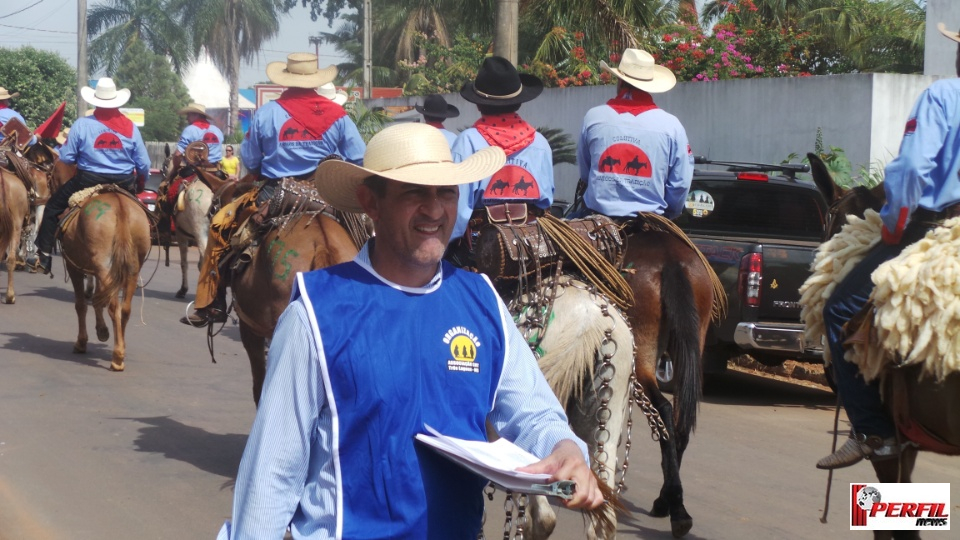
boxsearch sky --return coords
[0,0,349,89]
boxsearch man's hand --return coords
[516,439,604,510]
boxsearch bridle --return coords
[822,189,859,242]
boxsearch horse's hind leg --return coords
[4,232,16,304]
[239,321,267,406]
[68,266,89,354]
[92,278,110,343]
[108,276,137,372]
[176,231,189,298]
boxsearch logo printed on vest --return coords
[598,143,652,177]
[483,164,539,203]
[94,132,123,150]
[203,132,221,144]
[443,326,481,373]
[279,118,315,142]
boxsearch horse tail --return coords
[661,260,702,434]
[93,194,138,308]
[0,177,13,255]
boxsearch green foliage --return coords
[786,127,882,189]
[522,28,602,88]
[396,33,489,94]
[87,0,192,75]
[114,41,192,141]
[0,47,77,129]
[537,126,576,165]
[346,100,392,143]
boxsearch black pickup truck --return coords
[663,158,828,386]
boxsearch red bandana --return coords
[275,88,347,139]
[606,87,659,116]
[192,119,210,129]
[0,103,7,110]
[425,120,444,129]
[93,108,134,138]
[474,113,535,155]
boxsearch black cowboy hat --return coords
[416,94,460,119]
[460,56,543,106]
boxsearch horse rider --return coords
[317,81,348,108]
[34,77,151,275]
[417,93,459,147]
[181,52,365,327]
[0,86,36,147]
[448,56,554,256]
[816,23,960,470]
[216,123,602,539]
[573,48,693,221]
[171,102,225,177]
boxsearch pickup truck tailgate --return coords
[759,241,820,320]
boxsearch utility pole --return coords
[77,0,88,116]
[308,35,322,66]
[362,0,372,99]
[494,0,518,65]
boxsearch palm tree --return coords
[177,0,285,135]
[87,0,192,76]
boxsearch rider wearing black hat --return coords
[416,94,459,147]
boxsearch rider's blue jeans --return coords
[823,222,930,438]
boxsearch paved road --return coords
[1,248,958,539]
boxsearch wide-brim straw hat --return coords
[938,22,960,44]
[178,102,208,116]
[460,56,543,106]
[0,87,19,100]
[267,53,338,89]
[80,77,131,108]
[600,48,677,93]
[318,82,347,106]
[56,128,70,145]
[314,123,506,213]
[416,94,459,119]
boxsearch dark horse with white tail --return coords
[805,153,960,540]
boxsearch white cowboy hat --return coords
[600,48,677,93]
[314,123,506,213]
[0,87,19,100]
[80,77,131,108]
[178,102,208,116]
[318,82,347,106]
[938,22,960,44]
[267,53,338,89]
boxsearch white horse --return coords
[509,277,636,539]
[170,176,213,298]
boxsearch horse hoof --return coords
[650,497,669,518]
[110,362,125,372]
[671,518,693,538]
[73,344,86,354]
[97,328,109,342]
[175,288,187,299]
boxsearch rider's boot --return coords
[180,288,228,328]
[36,251,52,275]
[816,432,911,470]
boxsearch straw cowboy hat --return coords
[938,22,960,44]
[416,94,459,119]
[178,102,209,117]
[460,56,543,106]
[267,52,338,89]
[314,123,506,213]
[80,77,131,108]
[56,128,70,145]
[601,48,677,93]
[318,82,348,106]
[0,87,19,100]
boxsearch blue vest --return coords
[299,262,507,539]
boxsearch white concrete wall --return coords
[926,0,960,78]
[368,73,937,203]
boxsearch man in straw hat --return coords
[181,52,364,327]
[448,56,555,253]
[216,123,602,539]
[574,48,693,220]
[34,77,151,274]
[317,81,348,107]
[416,93,459,147]
[816,23,960,470]
[0,86,30,146]
[172,102,225,174]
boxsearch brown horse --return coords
[229,210,359,404]
[620,222,718,538]
[52,162,152,371]
[0,169,30,303]
[808,153,960,540]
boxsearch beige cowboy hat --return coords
[0,87,19,100]
[178,102,208,116]
[314,123,506,213]
[318,82,348,106]
[600,48,677,93]
[80,77,131,108]
[938,22,960,44]
[267,53,338,89]
[56,127,70,145]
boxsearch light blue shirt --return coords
[450,128,555,241]
[217,243,587,540]
[880,78,960,236]
[0,107,26,144]
[577,104,693,218]
[438,127,457,147]
[240,100,365,179]
[58,115,151,176]
[177,122,225,164]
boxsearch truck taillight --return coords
[738,252,762,307]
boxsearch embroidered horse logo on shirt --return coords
[94,133,123,150]
[483,164,540,202]
[598,143,652,177]
[279,119,316,142]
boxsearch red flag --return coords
[34,101,66,139]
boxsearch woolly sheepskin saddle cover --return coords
[799,209,960,382]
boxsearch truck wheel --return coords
[656,354,676,393]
